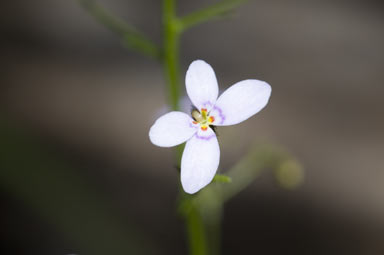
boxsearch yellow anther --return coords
[201,108,208,119]
[192,108,213,129]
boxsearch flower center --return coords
[192,108,215,131]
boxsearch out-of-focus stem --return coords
[179,0,247,31]
[78,0,161,60]
[163,0,181,111]
[185,203,208,255]
[162,1,211,254]
[162,0,184,175]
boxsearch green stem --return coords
[78,0,161,59]
[162,0,182,111]
[162,1,210,254]
[185,203,208,255]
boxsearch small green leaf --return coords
[212,174,232,183]
[180,0,248,31]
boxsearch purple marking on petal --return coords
[212,105,226,124]
[195,132,216,141]
[202,101,213,110]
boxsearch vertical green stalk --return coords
[162,1,210,254]
[163,0,181,111]
[162,0,184,169]
[184,203,208,255]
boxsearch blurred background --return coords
[1,0,384,254]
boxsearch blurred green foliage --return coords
[0,117,155,255]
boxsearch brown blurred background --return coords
[1,0,384,254]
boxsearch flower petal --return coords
[210,79,271,126]
[149,111,198,147]
[181,127,220,194]
[186,60,219,111]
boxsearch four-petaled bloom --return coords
[149,60,271,194]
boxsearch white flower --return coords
[149,60,271,194]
